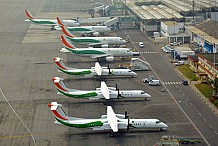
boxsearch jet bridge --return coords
[130,58,150,71]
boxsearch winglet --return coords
[57,17,65,27]
[53,57,67,70]
[61,26,75,38]
[48,102,68,120]
[52,77,69,92]
[25,9,35,19]
[61,35,77,50]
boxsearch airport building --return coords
[123,0,218,43]
[188,53,218,81]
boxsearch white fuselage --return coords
[61,48,140,57]
[54,25,111,34]
[26,18,80,26]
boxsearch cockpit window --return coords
[141,92,145,94]
[156,120,160,124]
[128,71,132,72]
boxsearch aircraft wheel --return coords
[144,98,147,101]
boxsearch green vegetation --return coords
[177,65,198,81]
[195,83,213,98]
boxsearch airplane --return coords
[53,57,137,77]
[54,17,111,36]
[24,9,80,29]
[48,102,168,136]
[52,77,151,101]
[61,25,127,47]
[60,35,139,62]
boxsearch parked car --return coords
[182,80,189,85]
[139,42,144,48]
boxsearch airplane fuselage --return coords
[55,25,110,34]
[55,118,167,131]
[62,48,139,57]
[26,18,80,26]
[68,36,126,45]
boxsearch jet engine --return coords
[101,44,109,48]
[92,32,100,36]
[106,56,114,62]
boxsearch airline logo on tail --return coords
[52,77,68,92]
[53,57,67,70]
[61,26,75,38]
[57,17,65,27]
[61,35,77,50]
[48,102,68,120]
[25,9,35,20]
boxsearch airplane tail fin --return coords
[61,35,77,50]
[48,102,83,122]
[56,17,65,27]
[25,9,35,20]
[61,26,75,38]
[48,102,69,121]
[53,57,68,71]
[52,77,69,93]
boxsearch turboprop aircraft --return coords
[61,25,126,47]
[48,102,168,136]
[53,57,137,77]
[24,9,80,29]
[52,77,151,100]
[54,17,111,36]
[60,35,139,62]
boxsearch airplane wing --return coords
[89,43,103,46]
[101,82,110,99]
[95,62,103,75]
[107,106,118,132]
[91,54,110,59]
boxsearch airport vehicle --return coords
[53,57,137,77]
[52,77,151,100]
[182,80,189,86]
[174,60,185,66]
[55,17,111,36]
[142,75,154,83]
[60,35,139,62]
[149,80,160,86]
[24,9,80,29]
[61,25,127,47]
[48,102,168,136]
[139,42,144,48]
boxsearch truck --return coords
[142,75,154,83]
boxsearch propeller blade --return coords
[116,84,118,90]
[108,65,111,74]
[125,111,128,119]
[117,89,120,100]
[127,118,130,132]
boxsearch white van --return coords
[174,60,185,66]
[149,80,160,86]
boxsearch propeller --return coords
[108,65,111,75]
[116,84,122,100]
[125,111,130,132]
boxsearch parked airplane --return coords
[52,77,151,100]
[60,35,139,62]
[48,102,168,136]
[24,9,80,29]
[54,17,111,36]
[61,25,126,47]
[53,57,137,77]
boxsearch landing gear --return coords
[144,98,147,101]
